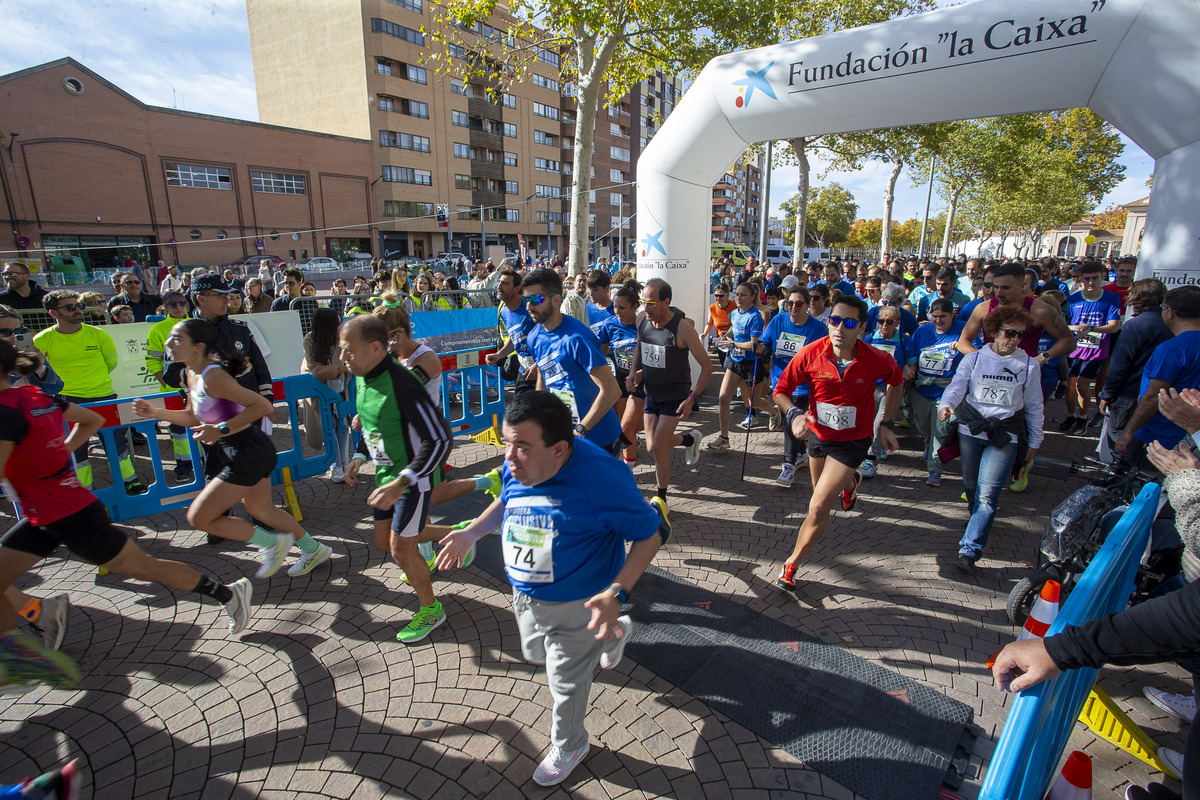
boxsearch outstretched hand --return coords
[991,638,1061,692]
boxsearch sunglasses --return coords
[879,319,898,325]
[56,303,82,312]
[982,282,995,288]
[999,328,1027,339]
[0,327,23,336]
[522,293,558,306]
[783,301,804,309]
[714,293,728,298]
[828,315,859,329]
[167,301,188,308]
[2,272,26,278]
[123,280,141,286]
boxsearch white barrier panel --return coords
[638,0,1200,324]
[106,312,305,398]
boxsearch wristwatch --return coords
[607,584,629,604]
[574,423,588,437]
[217,422,231,435]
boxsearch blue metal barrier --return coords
[83,374,343,523]
[979,482,1163,800]
[440,362,505,436]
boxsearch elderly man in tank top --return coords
[626,278,712,518]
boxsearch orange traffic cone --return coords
[1045,750,1091,799]
[1019,580,1061,641]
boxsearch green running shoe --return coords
[399,557,437,586]
[0,630,81,690]
[484,467,502,499]
[396,602,446,644]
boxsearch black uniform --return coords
[162,313,273,400]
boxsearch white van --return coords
[762,245,795,267]
[803,248,831,263]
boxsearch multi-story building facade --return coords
[0,59,373,272]
[246,0,697,266]
[711,158,764,247]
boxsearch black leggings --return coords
[783,396,810,465]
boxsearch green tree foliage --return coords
[846,218,883,253]
[1091,204,1128,232]
[802,183,858,247]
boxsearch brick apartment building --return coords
[245,0,688,265]
[0,59,374,273]
[712,159,764,246]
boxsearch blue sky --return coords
[3,0,1155,227]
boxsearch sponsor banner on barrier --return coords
[104,312,305,398]
[412,307,499,354]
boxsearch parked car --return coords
[345,253,374,269]
[242,254,286,268]
[297,257,339,271]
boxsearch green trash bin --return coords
[50,255,87,286]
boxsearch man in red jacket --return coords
[771,294,902,591]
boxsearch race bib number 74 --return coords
[502,520,555,583]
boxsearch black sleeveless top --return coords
[638,309,692,399]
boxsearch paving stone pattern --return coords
[0,375,1189,799]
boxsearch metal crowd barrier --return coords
[82,374,343,523]
[979,482,1163,800]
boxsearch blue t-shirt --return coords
[813,278,857,298]
[908,285,936,309]
[528,315,621,446]
[1135,330,1200,448]
[595,315,639,376]
[862,330,917,386]
[1035,331,1063,383]
[918,290,971,321]
[958,297,984,322]
[727,307,765,363]
[1067,289,1122,361]
[911,321,966,399]
[586,302,615,337]
[499,437,659,602]
[499,302,536,358]
[760,313,829,391]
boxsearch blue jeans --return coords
[958,434,1018,561]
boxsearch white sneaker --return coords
[329,465,345,483]
[288,543,332,577]
[776,463,795,488]
[532,743,590,787]
[1144,686,1197,722]
[600,615,633,669]
[1158,746,1184,780]
[34,593,70,650]
[796,453,809,469]
[859,460,878,478]
[683,435,701,467]
[706,435,730,451]
[254,532,293,579]
[224,578,253,634]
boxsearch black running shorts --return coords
[371,487,431,538]
[807,435,872,469]
[209,427,278,487]
[1,500,128,566]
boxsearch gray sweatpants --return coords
[513,588,603,751]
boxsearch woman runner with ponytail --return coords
[133,319,333,580]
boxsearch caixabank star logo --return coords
[732,62,777,108]
[640,230,666,258]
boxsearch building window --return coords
[610,192,623,206]
[166,162,231,190]
[406,64,427,83]
[533,130,556,146]
[535,211,563,224]
[378,96,427,117]
[505,181,519,194]
[452,110,470,127]
[454,174,471,190]
[450,79,465,95]
[384,0,422,11]
[502,122,516,138]
[534,157,559,172]
[531,73,560,92]
[532,102,558,120]
[457,205,480,221]
[379,131,431,152]
[503,151,517,167]
[506,209,520,222]
[610,169,624,182]
[385,200,435,218]
[251,170,306,195]
[610,146,630,162]
[453,143,471,159]
[377,61,392,76]
[381,166,432,185]
[370,18,425,45]
[539,48,560,68]
[502,93,517,109]
[535,184,561,199]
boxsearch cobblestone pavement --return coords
[0,382,1189,799]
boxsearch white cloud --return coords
[1,0,258,121]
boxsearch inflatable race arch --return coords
[636,0,1200,324]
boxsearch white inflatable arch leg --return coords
[637,0,1200,323]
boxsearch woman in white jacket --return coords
[939,305,1045,572]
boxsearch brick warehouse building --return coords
[0,59,374,272]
